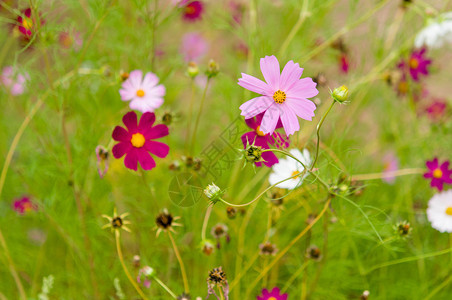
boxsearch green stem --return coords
[278,0,310,57]
[154,277,177,299]
[201,204,213,241]
[351,168,425,181]
[190,78,210,153]
[310,100,335,171]
[0,229,26,300]
[168,231,190,293]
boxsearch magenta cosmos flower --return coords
[13,196,37,214]
[241,113,289,167]
[424,158,452,191]
[238,55,318,136]
[257,287,288,300]
[181,32,208,62]
[119,70,165,113]
[182,1,204,21]
[399,48,432,82]
[17,8,43,39]
[112,111,169,171]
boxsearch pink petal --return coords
[279,104,300,136]
[144,141,169,158]
[130,99,155,113]
[285,97,316,121]
[142,72,159,87]
[238,73,272,95]
[112,142,131,158]
[260,105,280,134]
[280,60,303,91]
[119,80,136,101]
[112,126,130,142]
[144,124,169,139]
[128,70,143,89]
[137,150,157,170]
[122,111,138,132]
[138,112,156,130]
[239,96,274,119]
[124,149,139,170]
[286,78,319,99]
[149,84,165,98]
[260,55,280,90]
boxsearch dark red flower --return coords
[241,113,289,168]
[17,8,42,39]
[13,196,37,214]
[112,111,169,171]
[424,158,452,191]
[182,1,204,22]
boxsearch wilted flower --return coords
[226,206,237,219]
[257,287,288,300]
[155,208,182,237]
[177,292,191,300]
[207,267,229,300]
[201,239,215,255]
[95,146,109,178]
[427,190,452,233]
[238,55,318,136]
[424,158,452,191]
[211,223,228,239]
[306,245,322,261]
[102,208,131,232]
[137,266,155,288]
[259,242,278,256]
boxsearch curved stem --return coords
[310,100,335,171]
[201,204,213,240]
[351,168,425,181]
[0,229,26,300]
[154,277,177,299]
[167,231,190,293]
[190,78,210,153]
[115,231,149,300]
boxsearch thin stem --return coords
[310,100,335,171]
[151,0,158,69]
[281,260,309,293]
[185,79,196,153]
[154,277,177,299]
[115,231,149,300]
[351,168,425,181]
[167,231,190,293]
[202,204,213,240]
[278,0,310,57]
[245,199,331,297]
[0,229,26,300]
[190,78,210,153]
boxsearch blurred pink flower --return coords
[398,48,432,82]
[257,287,288,300]
[59,30,83,51]
[119,70,165,113]
[182,1,204,21]
[181,32,208,62]
[339,53,349,73]
[16,8,44,40]
[382,152,399,184]
[1,66,29,95]
[13,196,37,214]
[238,55,318,136]
[425,100,447,120]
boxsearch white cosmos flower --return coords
[269,148,311,190]
[415,12,452,49]
[427,190,452,233]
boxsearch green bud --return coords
[245,144,264,163]
[187,61,199,78]
[331,85,349,103]
[204,183,224,203]
[206,59,220,78]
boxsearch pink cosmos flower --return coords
[59,30,83,51]
[1,66,29,95]
[339,53,349,73]
[137,266,154,288]
[119,70,165,113]
[241,113,289,168]
[425,100,447,120]
[17,8,43,39]
[181,32,208,62]
[182,1,204,21]
[257,287,288,300]
[424,158,452,191]
[112,111,169,171]
[382,152,399,184]
[238,55,318,136]
[399,48,432,82]
[13,196,37,214]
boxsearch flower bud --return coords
[244,144,264,163]
[187,61,199,78]
[206,59,220,78]
[331,85,349,103]
[204,183,224,203]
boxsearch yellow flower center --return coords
[273,90,286,104]
[136,89,145,97]
[186,5,195,14]
[131,133,145,148]
[446,207,452,216]
[268,297,277,300]
[23,202,33,212]
[433,168,443,179]
[398,81,408,94]
[291,170,301,179]
[23,18,33,30]
[409,58,419,69]
[256,125,266,137]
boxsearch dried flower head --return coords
[201,240,215,255]
[360,290,370,300]
[95,145,109,178]
[207,267,230,298]
[244,143,264,164]
[259,242,278,256]
[226,206,237,219]
[211,223,229,239]
[306,245,322,261]
[102,208,131,232]
[132,255,141,268]
[155,208,182,237]
[395,221,412,237]
[177,292,191,300]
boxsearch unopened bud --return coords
[206,59,220,78]
[331,85,349,103]
[187,61,199,78]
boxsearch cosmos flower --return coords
[415,12,452,49]
[59,30,83,51]
[427,190,452,233]
[102,208,131,232]
[119,70,165,113]
[17,8,42,39]
[182,1,204,22]
[424,158,452,191]
[339,53,350,73]
[269,148,311,190]
[382,152,399,184]
[181,32,208,62]
[154,209,182,237]
[425,100,447,121]
[257,287,288,300]
[399,48,432,82]
[112,111,169,171]
[137,266,155,288]
[238,55,318,136]
[1,66,29,95]
[241,113,289,168]
[13,196,37,214]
